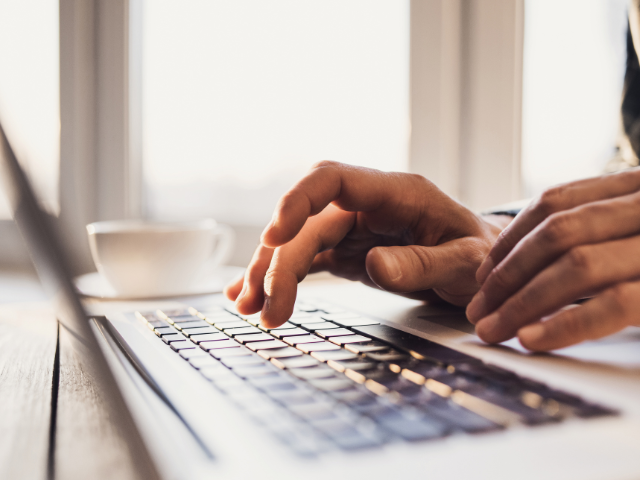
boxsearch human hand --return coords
[224,161,506,328]
[466,168,640,351]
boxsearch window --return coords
[521,0,628,197]
[142,0,409,226]
[0,0,60,218]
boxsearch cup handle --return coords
[203,224,235,275]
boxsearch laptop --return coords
[2,121,640,480]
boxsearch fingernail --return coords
[476,312,501,342]
[260,217,276,244]
[466,291,486,324]
[476,256,495,285]
[259,295,271,327]
[381,250,402,282]
[518,323,545,348]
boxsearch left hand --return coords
[466,168,640,351]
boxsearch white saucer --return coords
[74,265,245,300]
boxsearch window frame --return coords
[1,0,524,270]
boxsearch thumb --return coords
[365,240,484,294]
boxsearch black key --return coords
[234,333,274,344]
[190,333,228,344]
[181,326,220,337]
[353,325,477,364]
[271,356,322,370]
[170,340,196,351]
[199,339,240,351]
[257,347,304,360]
[224,326,262,337]
[173,320,210,330]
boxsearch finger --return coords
[365,237,486,306]
[260,205,356,328]
[468,191,640,322]
[223,273,245,301]
[475,235,640,343]
[517,280,640,351]
[476,167,640,284]
[234,245,274,315]
[261,161,450,248]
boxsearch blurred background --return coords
[0,0,629,275]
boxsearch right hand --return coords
[224,161,506,328]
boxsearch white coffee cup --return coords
[86,219,235,298]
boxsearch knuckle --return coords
[564,246,595,274]
[534,186,567,218]
[311,159,339,170]
[538,213,572,247]
[487,263,513,292]
[410,246,434,280]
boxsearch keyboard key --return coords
[268,390,318,406]
[308,378,356,392]
[327,335,370,346]
[310,350,359,363]
[170,340,196,351]
[154,326,179,336]
[214,320,250,330]
[365,351,411,363]
[257,347,304,360]
[199,339,240,351]
[189,355,219,369]
[300,322,341,331]
[220,355,266,368]
[327,360,378,373]
[334,318,381,328]
[173,320,210,330]
[288,366,338,380]
[314,328,355,339]
[344,343,389,354]
[290,316,328,325]
[320,312,360,322]
[282,334,324,346]
[169,315,202,324]
[181,326,220,337]
[297,342,341,353]
[289,401,338,421]
[190,333,228,344]
[234,333,274,344]
[209,348,252,360]
[199,365,236,381]
[161,334,186,344]
[246,340,287,351]
[180,349,208,360]
[232,365,280,379]
[248,375,299,392]
[373,409,449,441]
[272,328,309,339]
[224,326,262,337]
[353,325,476,364]
[260,322,297,332]
[271,356,322,369]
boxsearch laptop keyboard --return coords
[135,300,616,456]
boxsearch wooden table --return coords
[0,272,138,480]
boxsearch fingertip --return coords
[517,323,547,351]
[475,312,505,344]
[223,275,245,301]
[365,247,403,292]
